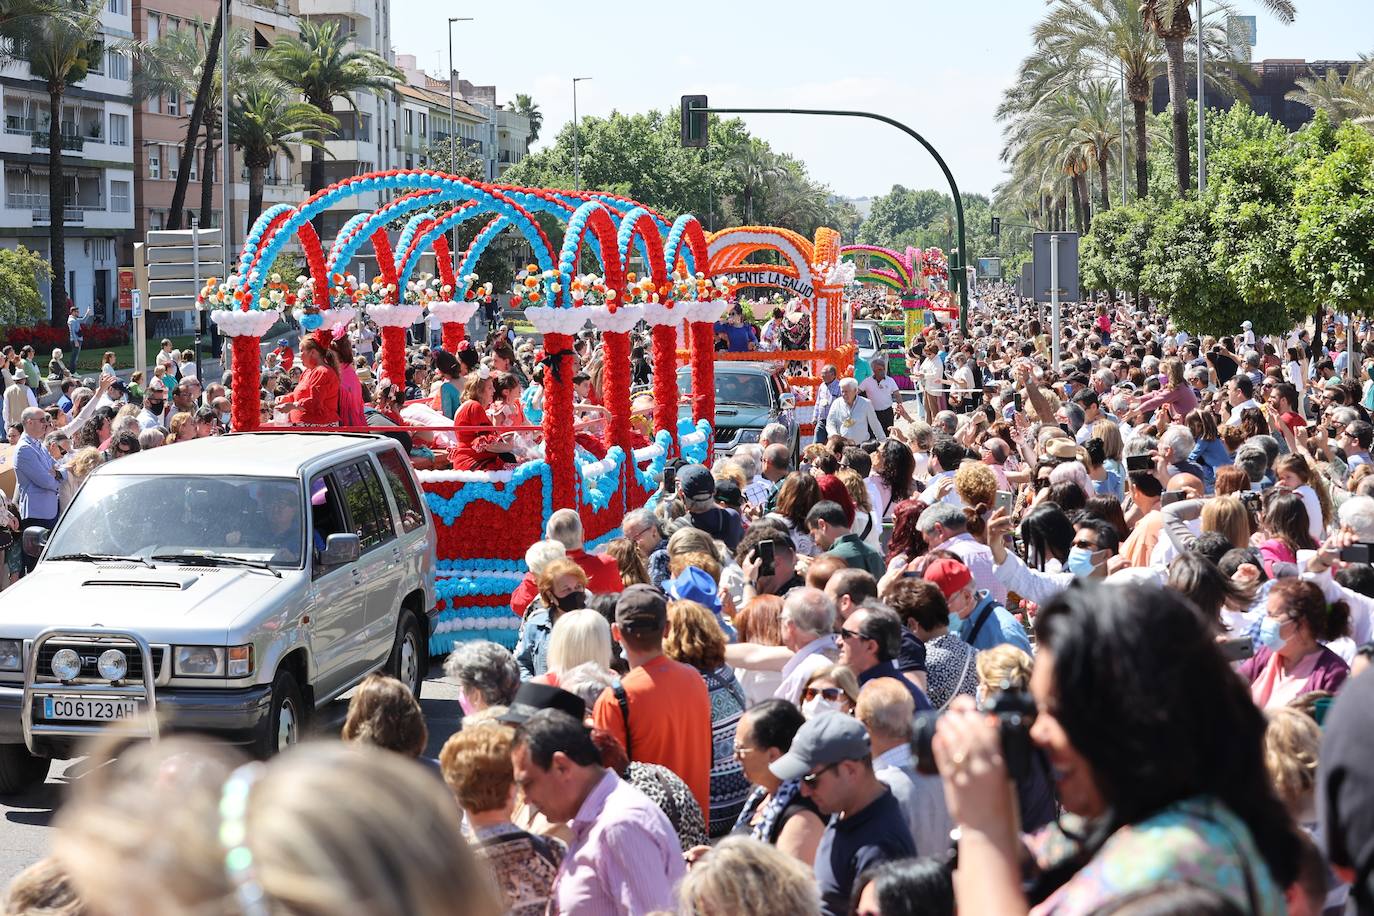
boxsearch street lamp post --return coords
[1196,0,1207,193]
[1119,60,1128,206]
[572,76,592,191]
[447,17,472,255]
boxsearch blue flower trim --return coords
[422,460,552,526]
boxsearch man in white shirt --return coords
[856,679,952,854]
[915,501,1007,603]
[1226,374,1261,425]
[826,378,885,445]
[858,358,908,434]
[773,588,838,705]
[812,365,840,445]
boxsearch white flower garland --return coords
[524,306,589,336]
[211,309,282,338]
[366,303,425,328]
[585,304,644,334]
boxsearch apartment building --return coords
[394,55,486,173]
[454,78,530,181]
[0,0,136,323]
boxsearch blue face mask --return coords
[948,612,962,631]
[1066,546,1097,578]
[1258,617,1287,652]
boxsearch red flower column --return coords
[602,331,632,454]
[378,327,406,386]
[542,332,577,510]
[442,324,465,353]
[689,320,715,429]
[231,336,261,430]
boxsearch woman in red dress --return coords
[447,374,515,471]
[276,337,341,426]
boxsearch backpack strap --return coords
[965,601,996,645]
[613,681,631,759]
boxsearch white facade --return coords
[0,0,136,321]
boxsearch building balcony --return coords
[31,130,86,152]
[30,206,88,225]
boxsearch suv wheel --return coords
[0,744,50,795]
[255,668,304,758]
[388,611,425,698]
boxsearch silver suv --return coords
[0,432,436,793]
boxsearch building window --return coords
[147,92,161,115]
[166,93,179,116]
[404,154,413,169]
[188,149,197,181]
[148,146,160,179]
[169,150,178,181]
[107,0,126,14]
[360,113,372,141]
[149,209,164,230]
[146,11,159,41]
[166,15,179,30]
[110,180,130,212]
[403,109,413,135]
[108,112,128,145]
[419,112,427,138]
[106,50,129,81]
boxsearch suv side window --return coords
[335,460,391,552]
[361,459,396,542]
[377,448,425,533]
[309,472,347,578]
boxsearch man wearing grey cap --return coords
[676,463,744,552]
[771,711,915,916]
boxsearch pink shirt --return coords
[337,364,365,428]
[552,769,685,915]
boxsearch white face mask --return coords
[801,696,844,719]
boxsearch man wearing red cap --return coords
[922,557,1031,654]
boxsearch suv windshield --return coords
[676,368,774,408]
[853,326,877,350]
[46,475,305,568]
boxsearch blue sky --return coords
[392,1,1373,199]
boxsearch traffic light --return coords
[991,216,1001,241]
[680,95,708,148]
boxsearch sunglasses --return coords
[802,763,838,787]
[802,686,845,703]
[838,627,868,642]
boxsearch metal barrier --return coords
[21,627,160,753]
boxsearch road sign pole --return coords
[1050,233,1061,372]
[133,242,147,383]
[192,217,203,383]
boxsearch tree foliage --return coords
[1292,119,1374,313]
[1081,200,1153,298]
[0,246,52,328]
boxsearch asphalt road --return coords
[0,663,463,885]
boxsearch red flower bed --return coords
[1,324,128,351]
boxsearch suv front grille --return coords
[34,642,165,683]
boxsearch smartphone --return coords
[1218,636,1255,662]
[1239,490,1261,510]
[662,465,676,493]
[757,539,776,578]
[995,490,1015,514]
[1126,454,1154,473]
[1160,489,1186,507]
[1340,543,1374,565]
[1013,392,1023,413]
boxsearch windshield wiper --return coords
[48,553,155,568]
[151,553,282,578]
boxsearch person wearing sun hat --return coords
[769,712,914,916]
[923,555,1031,653]
[677,463,744,552]
[665,564,737,642]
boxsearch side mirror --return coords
[778,393,796,410]
[319,533,361,568]
[21,526,48,559]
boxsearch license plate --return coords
[42,696,140,721]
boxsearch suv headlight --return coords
[736,429,761,444]
[0,639,20,672]
[174,645,254,678]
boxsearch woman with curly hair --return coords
[767,472,822,557]
[954,460,997,541]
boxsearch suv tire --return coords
[255,668,304,758]
[387,610,425,698]
[0,744,49,795]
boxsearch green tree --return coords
[229,75,336,230]
[857,186,948,245]
[510,93,542,145]
[0,245,52,327]
[1292,120,1374,314]
[266,20,401,232]
[11,0,104,323]
[1286,57,1374,129]
[1081,200,1153,301]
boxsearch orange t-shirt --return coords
[1119,509,1164,568]
[592,654,712,818]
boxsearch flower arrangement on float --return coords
[199,275,281,338]
[577,272,644,334]
[673,271,736,323]
[520,263,588,337]
[422,272,483,326]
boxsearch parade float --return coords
[212,170,854,652]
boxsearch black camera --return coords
[910,684,1037,780]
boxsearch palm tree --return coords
[133,22,251,229]
[724,138,786,224]
[229,75,336,230]
[1002,86,1107,231]
[1287,56,1374,128]
[1141,0,1295,196]
[1028,0,1162,199]
[1068,81,1123,211]
[10,0,103,323]
[510,92,542,145]
[266,20,401,232]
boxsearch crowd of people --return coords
[8,287,1374,916]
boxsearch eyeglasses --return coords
[838,627,868,642]
[731,744,761,761]
[801,686,845,703]
[801,763,838,787]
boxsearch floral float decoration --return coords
[520,264,587,337]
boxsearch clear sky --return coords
[391,1,1373,200]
